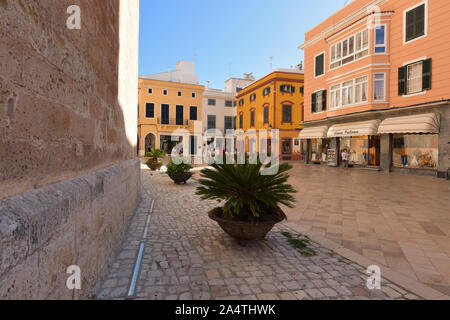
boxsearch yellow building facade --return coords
[138,78,204,156]
[236,69,304,160]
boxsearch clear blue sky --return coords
[139,0,347,90]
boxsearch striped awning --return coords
[378,113,440,134]
[298,126,329,139]
[328,120,381,137]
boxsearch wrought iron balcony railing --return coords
[157,118,190,126]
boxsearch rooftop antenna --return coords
[269,56,273,71]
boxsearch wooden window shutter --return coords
[422,58,432,90]
[398,66,407,95]
[311,93,317,113]
[300,86,304,94]
[322,90,327,111]
[291,86,295,93]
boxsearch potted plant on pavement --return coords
[146,149,166,171]
[166,158,194,184]
[196,157,297,240]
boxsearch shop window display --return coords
[311,139,331,162]
[339,135,380,166]
[393,134,438,170]
[282,139,292,155]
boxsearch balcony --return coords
[157,118,190,126]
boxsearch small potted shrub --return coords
[166,158,193,184]
[196,157,296,240]
[146,149,166,171]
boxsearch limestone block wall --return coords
[0,159,140,299]
[0,0,140,299]
[0,0,137,199]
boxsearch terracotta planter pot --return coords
[208,208,285,240]
[147,161,162,171]
[168,172,194,184]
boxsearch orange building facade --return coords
[138,78,204,156]
[300,0,450,177]
[235,69,305,161]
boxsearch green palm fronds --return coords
[196,158,297,222]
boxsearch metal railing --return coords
[157,118,190,126]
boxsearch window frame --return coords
[224,116,234,130]
[189,106,198,121]
[374,24,387,54]
[250,109,255,127]
[263,106,269,124]
[163,89,168,96]
[225,100,233,107]
[373,73,386,101]
[192,92,196,98]
[312,89,326,114]
[282,105,292,124]
[328,75,368,109]
[145,102,155,118]
[314,51,325,78]
[148,88,153,94]
[403,1,428,45]
[178,91,182,97]
[330,29,369,71]
[208,99,216,106]
[207,115,216,130]
[406,61,424,95]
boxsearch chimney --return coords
[206,81,210,89]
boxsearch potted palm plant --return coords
[196,157,296,240]
[146,149,166,171]
[166,158,193,184]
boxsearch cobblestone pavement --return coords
[97,169,419,300]
[284,164,450,296]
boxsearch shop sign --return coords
[327,149,336,166]
[334,129,360,136]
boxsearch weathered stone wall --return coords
[0,0,140,299]
[0,0,137,199]
[0,159,140,299]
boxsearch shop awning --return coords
[327,120,381,137]
[298,126,328,139]
[378,113,440,134]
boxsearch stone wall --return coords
[0,0,140,299]
[0,0,137,199]
[0,159,140,299]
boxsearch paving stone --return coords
[305,288,324,299]
[320,288,338,298]
[97,171,420,301]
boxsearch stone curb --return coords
[282,221,450,300]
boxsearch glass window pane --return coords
[349,36,354,54]
[362,30,369,48]
[376,26,385,44]
[356,32,362,51]
[407,62,423,94]
[392,134,438,169]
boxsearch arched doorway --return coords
[145,133,156,154]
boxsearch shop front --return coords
[299,126,330,164]
[327,120,381,167]
[378,113,440,173]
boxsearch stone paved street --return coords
[284,164,450,296]
[97,169,419,300]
